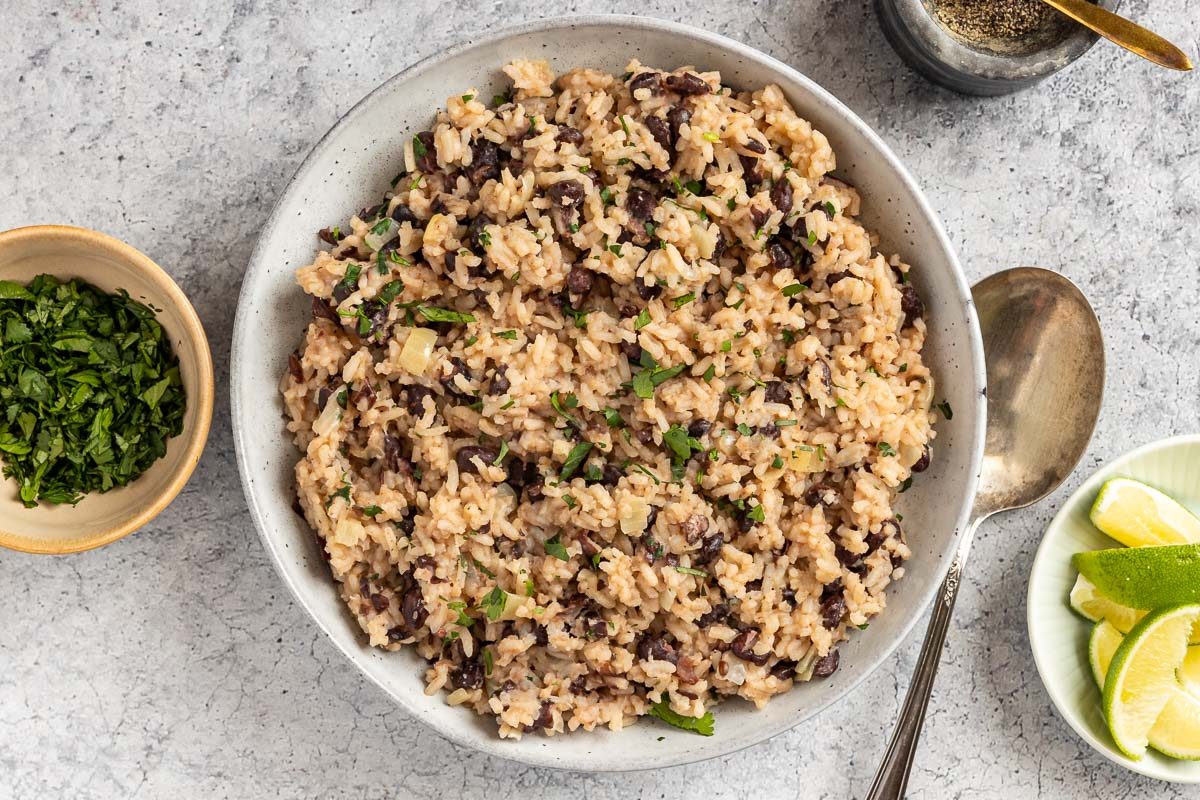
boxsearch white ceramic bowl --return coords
[232,15,986,770]
[1029,435,1200,784]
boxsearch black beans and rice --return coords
[282,60,936,738]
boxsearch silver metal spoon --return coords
[867,267,1105,800]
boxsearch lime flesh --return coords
[1149,688,1200,760]
[1181,647,1200,698]
[1089,620,1125,689]
[1102,604,1200,759]
[1074,545,1200,610]
[1090,478,1200,548]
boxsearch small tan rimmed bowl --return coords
[0,225,214,554]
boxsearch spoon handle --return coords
[866,517,983,800]
[1040,0,1192,71]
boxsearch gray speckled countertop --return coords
[2,1,1198,797]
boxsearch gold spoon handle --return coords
[1040,0,1193,71]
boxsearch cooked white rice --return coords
[281,59,937,738]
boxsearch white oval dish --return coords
[231,15,986,770]
[1028,434,1200,784]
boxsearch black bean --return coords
[694,532,724,565]
[600,464,623,486]
[585,616,608,640]
[645,504,659,531]
[749,205,769,230]
[680,514,709,542]
[566,266,593,297]
[782,588,797,606]
[812,650,840,678]
[821,593,846,629]
[383,435,409,475]
[404,384,435,417]
[628,71,662,95]
[900,285,924,329]
[768,243,793,271]
[770,179,793,215]
[397,508,417,536]
[318,226,345,245]
[711,231,727,261]
[359,202,387,221]
[864,530,886,553]
[466,139,500,185]
[664,72,710,95]
[577,533,600,559]
[644,115,672,151]
[556,126,584,146]
[730,629,770,665]
[826,270,852,288]
[637,633,679,664]
[764,381,790,404]
[666,106,692,149]
[534,625,549,646]
[414,131,437,174]
[634,427,655,445]
[525,471,545,502]
[452,659,484,690]
[390,204,418,224]
[620,339,644,362]
[743,139,767,155]
[739,154,762,192]
[440,356,474,400]
[349,381,376,408]
[356,300,388,339]
[625,186,657,221]
[468,214,493,253]
[912,447,931,473]
[836,545,868,576]
[687,419,711,438]
[489,365,510,395]
[370,593,389,612]
[697,601,730,628]
[312,295,340,322]
[759,422,780,440]
[529,701,555,731]
[331,279,355,305]
[548,179,585,208]
[810,360,833,394]
[402,584,428,630]
[456,445,500,475]
[287,352,304,382]
[636,281,663,300]
[770,659,798,680]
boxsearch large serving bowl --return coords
[232,15,986,770]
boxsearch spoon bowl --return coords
[972,268,1105,517]
[868,267,1105,799]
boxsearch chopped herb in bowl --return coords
[0,275,187,507]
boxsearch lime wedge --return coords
[1181,647,1200,698]
[1102,604,1200,759]
[1089,620,1125,688]
[1074,545,1200,610]
[1090,478,1200,548]
[1071,574,1147,631]
[1149,687,1200,760]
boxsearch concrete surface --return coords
[1,1,1197,797]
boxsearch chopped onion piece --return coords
[619,497,650,535]
[363,217,399,251]
[498,591,524,622]
[692,223,716,259]
[313,395,342,437]
[332,517,364,546]
[399,328,438,374]
[899,442,923,469]
[789,447,821,473]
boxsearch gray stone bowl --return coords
[876,0,1123,95]
[231,14,987,770]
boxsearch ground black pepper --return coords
[933,0,1061,43]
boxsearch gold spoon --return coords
[866,268,1105,800]
[1039,0,1193,71]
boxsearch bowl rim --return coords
[0,224,215,555]
[231,13,987,769]
[1027,433,1200,784]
